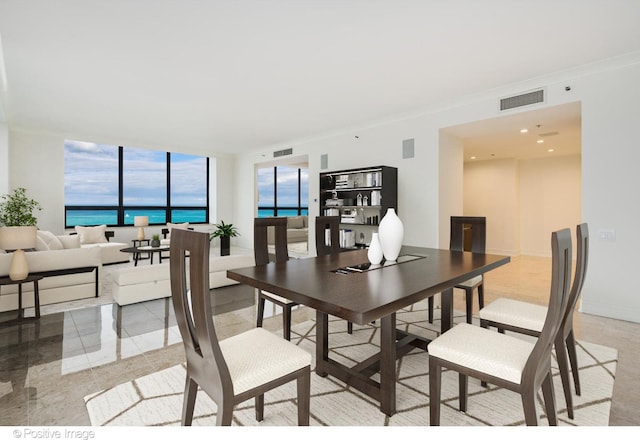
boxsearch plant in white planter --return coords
[0,187,42,280]
[209,221,239,256]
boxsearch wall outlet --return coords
[598,229,616,242]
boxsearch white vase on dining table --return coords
[368,232,383,265]
[378,208,403,262]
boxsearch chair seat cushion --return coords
[428,323,534,384]
[479,298,546,332]
[220,327,311,395]
[455,274,483,289]
[259,290,295,305]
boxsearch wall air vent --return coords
[273,148,293,158]
[500,89,544,111]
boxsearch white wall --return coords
[234,54,640,324]
[519,155,581,256]
[464,159,520,255]
[438,131,464,247]
[463,155,580,257]
[0,121,7,195]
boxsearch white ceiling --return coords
[0,1,639,156]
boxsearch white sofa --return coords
[0,246,102,312]
[112,247,255,306]
[267,215,308,244]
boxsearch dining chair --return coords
[255,217,297,340]
[428,228,573,426]
[428,216,486,324]
[169,228,312,426]
[478,223,589,419]
[315,215,356,333]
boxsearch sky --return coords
[64,140,207,207]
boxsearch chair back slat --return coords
[562,223,589,327]
[170,228,232,399]
[254,217,289,265]
[522,228,573,387]
[315,216,340,256]
[450,216,486,254]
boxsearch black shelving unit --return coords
[319,165,398,248]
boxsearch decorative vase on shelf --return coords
[378,208,403,262]
[367,232,383,265]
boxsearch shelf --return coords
[340,223,379,226]
[324,205,381,209]
[324,186,382,192]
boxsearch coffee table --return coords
[120,245,170,266]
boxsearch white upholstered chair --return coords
[428,228,573,426]
[478,223,589,419]
[169,228,311,425]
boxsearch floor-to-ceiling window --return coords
[257,165,308,217]
[64,140,209,227]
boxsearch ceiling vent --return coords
[500,89,544,111]
[273,147,293,158]
[539,131,559,137]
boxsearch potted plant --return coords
[210,220,239,256]
[151,234,161,247]
[0,187,42,227]
[0,187,42,280]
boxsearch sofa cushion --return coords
[287,216,305,229]
[75,225,108,244]
[37,230,64,250]
[58,234,81,249]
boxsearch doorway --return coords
[439,101,582,257]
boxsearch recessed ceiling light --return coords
[537,139,544,144]
[547,148,554,152]
[470,156,476,160]
[520,128,528,133]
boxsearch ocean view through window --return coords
[65,140,209,227]
[257,165,308,217]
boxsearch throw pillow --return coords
[58,234,81,249]
[37,230,65,250]
[75,225,108,244]
[287,216,304,229]
[166,222,189,239]
[35,236,50,251]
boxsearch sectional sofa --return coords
[0,227,129,312]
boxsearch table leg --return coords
[315,310,329,377]
[18,283,23,320]
[441,288,454,332]
[134,253,139,267]
[34,280,40,319]
[379,313,396,416]
[150,252,154,264]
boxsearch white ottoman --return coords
[112,248,255,306]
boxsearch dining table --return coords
[226,245,510,416]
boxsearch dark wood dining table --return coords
[226,245,510,416]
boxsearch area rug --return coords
[84,302,617,426]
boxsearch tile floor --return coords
[0,255,639,426]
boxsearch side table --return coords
[0,274,44,324]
